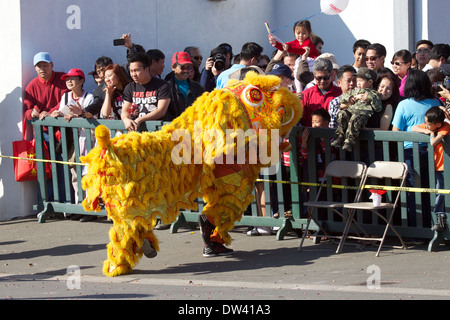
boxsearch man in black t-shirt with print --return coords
[121,52,171,131]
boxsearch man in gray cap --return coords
[331,67,382,152]
[22,52,68,203]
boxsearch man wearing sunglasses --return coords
[301,58,342,127]
[165,51,205,120]
[366,43,386,72]
[184,46,203,82]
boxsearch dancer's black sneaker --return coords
[199,214,215,246]
[202,245,216,257]
[213,242,234,256]
[203,243,234,257]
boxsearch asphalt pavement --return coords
[1,216,450,302]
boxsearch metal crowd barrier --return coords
[31,118,450,250]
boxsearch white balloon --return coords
[320,0,349,15]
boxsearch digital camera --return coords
[212,53,226,71]
[433,76,450,91]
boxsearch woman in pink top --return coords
[391,49,412,97]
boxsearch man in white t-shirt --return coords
[422,43,450,73]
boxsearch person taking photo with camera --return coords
[200,43,233,92]
[216,42,263,89]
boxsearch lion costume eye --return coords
[241,85,264,108]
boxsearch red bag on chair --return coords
[12,139,52,182]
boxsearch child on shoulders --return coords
[269,20,319,59]
[331,67,382,152]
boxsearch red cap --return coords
[172,52,192,65]
[62,68,85,80]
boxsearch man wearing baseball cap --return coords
[23,52,67,136]
[200,44,234,92]
[267,63,295,88]
[22,52,68,203]
[164,52,204,121]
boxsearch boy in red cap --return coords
[52,68,95,218]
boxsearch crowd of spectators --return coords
[22,30,450,231]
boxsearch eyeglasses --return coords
[365,56,379,61]
[417,49,430,54]
[315,75,331,82]
[192,55,203,61]
[179,65,193,71]
[391,61,406,66]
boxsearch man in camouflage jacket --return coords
[331,67,382,152]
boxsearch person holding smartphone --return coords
[121,52,171,131]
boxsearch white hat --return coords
[318,53,339,69]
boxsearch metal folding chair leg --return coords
[375,210,407,257]
[336,208,356,254]
[298,208,330,251]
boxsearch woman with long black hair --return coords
[392,69,443,228]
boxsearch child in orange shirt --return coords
[268,20,319,59]
[413,106,450,231]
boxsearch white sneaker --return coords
[256,226,272,235]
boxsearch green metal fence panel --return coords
[31,118,450,249]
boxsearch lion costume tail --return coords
[80,125,201,277]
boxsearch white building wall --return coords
[0,0,449,220]
[0,0,37,221]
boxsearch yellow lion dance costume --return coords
[81,72,302,277]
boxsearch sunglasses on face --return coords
[315,75,331,81]
[192,55,203,61]
[179,65,193,71]
[391,61,405,66]
[365,56,379,61]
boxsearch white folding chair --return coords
[337,161,408,256]
[298,160,368,251]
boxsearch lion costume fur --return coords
[80,72,303,277]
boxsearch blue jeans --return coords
[435,171,445,214]
[42,132,70,203]
[404,146,431,227]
